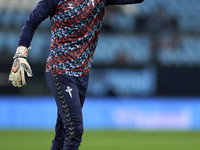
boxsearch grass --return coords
[0,130,200,150]
[0,130,53,150]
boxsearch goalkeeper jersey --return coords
[18,0,144,77]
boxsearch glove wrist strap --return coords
[13,46,31,59]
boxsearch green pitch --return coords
[0,130,200,150]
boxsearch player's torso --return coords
[47,0,106,76]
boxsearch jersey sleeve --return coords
[106,0,144,5]
[18,0,60,48]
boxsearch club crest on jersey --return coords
[68,3,73,9]
[66,86,73,98]
[88,0,95,6]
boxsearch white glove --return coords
[9,46,33,87]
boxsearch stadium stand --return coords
[1,0,200,96]
[1,0,200,66]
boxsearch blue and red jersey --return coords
[18,0,144,77]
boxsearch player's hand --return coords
[9,46,33,87]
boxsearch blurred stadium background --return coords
[0,0,200,149]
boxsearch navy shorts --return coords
[46,72,89,150]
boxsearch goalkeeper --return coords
[9,0,144,149]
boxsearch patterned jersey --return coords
[18,0,144,77]
[47,0,106,76]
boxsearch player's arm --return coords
[9,0,60,87]
[18,0,59,48]
[106,0,144,5]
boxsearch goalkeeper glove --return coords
[9,46,33,87]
